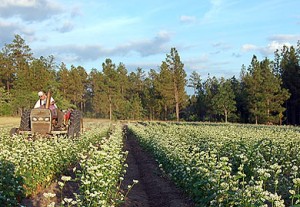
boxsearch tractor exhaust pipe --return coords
[45,90,51,109]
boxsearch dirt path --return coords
[120,129,195,207]
[20,127,195,207]
[21,166,79,207]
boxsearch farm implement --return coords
[10,91,83,137]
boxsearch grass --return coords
[0,117,20,127]
[0,116,112,128]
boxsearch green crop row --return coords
[73,124,128,206]
[128,122,300,207]
[0,123,110,206]
[44,124,133,207]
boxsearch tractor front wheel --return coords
[20,110,31,131]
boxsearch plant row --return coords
[128,122,300,207]
[44,124,132,207]
[72,124,128,206]
[0,123,110,206]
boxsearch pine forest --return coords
[1,34,300,125]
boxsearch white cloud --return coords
[260,41,292,56]
[111,30,171,57]
[241,41,293,56]
[35,31,172,65]
[0,0,37,7]
[0,0,63,21]
[180,15,196,23]
[56,21,74,33]
[241,44,258,52]
[0,20,34,45]
[269,34,300,42]
[212,41,231,50]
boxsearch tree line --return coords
[0,34,299,124]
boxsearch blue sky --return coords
[0,0,299,80]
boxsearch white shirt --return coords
[34,97,57,108]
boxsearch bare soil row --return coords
[21,127,195,207]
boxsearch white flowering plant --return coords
[128,122,300,206]
[0,123,109,206]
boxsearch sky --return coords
[0,0,300,81]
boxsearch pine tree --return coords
[6,35,34,112]
[57,62,70,99]
[29,56,57,91]
[127,68,146,120]
[165,47,187,121]
[211,77,236,123]
[146,69,161,120]
[243,56,264,124]
[275,44,300,124]
[230,75,248,123]
[203,75,219,121]
[186,71,202,121]
[156,61,174,120]
[89,69,107,117]
[188,71,201,95]
[102,59,119,120]
[0,47,15,92]
[115,63,130,119]
[243,56,290,124]
[65,65,88,110]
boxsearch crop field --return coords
[128,122,300,207]
[0,120,128,206]
[1,119,300,207]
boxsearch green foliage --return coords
[165,47,188,121]
[0,34,299,124]
[0,87,12,115]
[274,43,300,125]
[0,159,24,206]
[243,56,290,124]
[188,71,201,95]
[211,77,236,123]
[129,122,300,206]
[0,123,128,206]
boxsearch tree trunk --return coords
[164,104,167,120]
[6,80,10,93]
[267,99,270,123]
[174,81,180,122]
[109,94,112,120]
[255,106,258,124]
[224,109,228,123]
[175,102,179,121]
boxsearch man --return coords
[34,91,57,109]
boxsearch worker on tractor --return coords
[10,90,82,137]
[34,91,56,109]
[34,91,63,126]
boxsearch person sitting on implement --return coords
[34,91,59,125]
[34,91,56,109]
[49,100,58,118]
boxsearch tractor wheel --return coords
[10,128,19,136]
[20,110,31,131]
[67,110,82,138]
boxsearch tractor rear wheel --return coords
[10,128,19,136]
[67,110,82,138]
[20,110,31,131]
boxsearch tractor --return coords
[10,91,83,137]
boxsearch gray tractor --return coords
[10,91,83,137]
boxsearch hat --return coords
[38,91,44,96]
